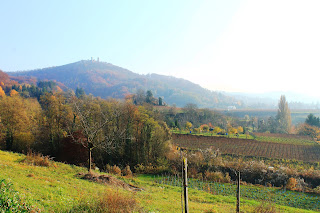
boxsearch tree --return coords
[185,122,192,131]
[9,89,19,97]
[40,92,72,155]
[75,87,85,98]
[200,124,209,132]
[0,96,41,152]
[158,97,163,106]
[297,123,320,139]
[306,114,320,127]
[276,95,292,133]
[70,97,126,172]
[146,90,153,104]
[0,86,5,97]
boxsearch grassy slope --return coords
[0,150,317,213]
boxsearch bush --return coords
[205,171,231,183]
[0,179,35,212]
[286,177,297,191]
[122,165,133,177]
[21,150,55,167]
[105,164,121,176]
[134,163,169,174]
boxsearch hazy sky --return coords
[1,0,320,98]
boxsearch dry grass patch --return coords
[21,151,56,167]
[78,172,142,192]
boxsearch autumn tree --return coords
[0,86,5,97]
[70,96,127,171]
[0,96,41,152]
[185,122,192,131]
[40,92,72,155]
[276,95,292,133]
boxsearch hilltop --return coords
[6,60,241,108]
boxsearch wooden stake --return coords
[236,170,240,213]
[183,158,189,213]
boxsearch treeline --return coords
[1,80,64,100]
[0,83,171,170]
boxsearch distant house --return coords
[227,106,236,110]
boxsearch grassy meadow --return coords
[1,150,318,212]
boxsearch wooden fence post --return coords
[183,158,189,213]
[236,170,240,213]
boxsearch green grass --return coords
[171,129,255,139]
[0,150,318,212]
[172,130,316,145]
[255,135,316,145]
[152,175,320,211]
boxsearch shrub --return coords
[286,177,297,191]
[205,171,231,183]
[134,163,169,174]
[122,165,133,177]
[21,150,54,167]
[106,164,121,176]
[0,179,35,212]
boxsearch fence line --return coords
[153,175,320,211]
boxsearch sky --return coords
[1,0,320,99]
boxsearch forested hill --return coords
[7,60,241,108]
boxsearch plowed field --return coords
[172,134,320,162]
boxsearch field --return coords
[172,134,320,162]
[254,132,316,145]
[0,150,317,213]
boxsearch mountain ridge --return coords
[6,60,241,108]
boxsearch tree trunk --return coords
[88,147,92,172]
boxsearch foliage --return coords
[305,114,320,127]
[276,95,292,133]
[297,124,320,139]
[0,179,34,212]
[286,178,298,191]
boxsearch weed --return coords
[0,179,38,212]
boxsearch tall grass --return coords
[70,190,141,213]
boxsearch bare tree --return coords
[69,97,126,172]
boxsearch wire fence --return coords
[153,175,320,211]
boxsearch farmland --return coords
[172,133,320,162]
